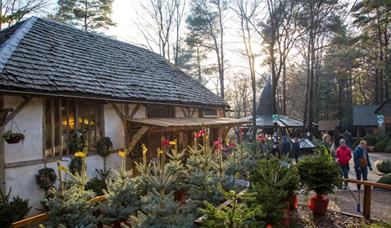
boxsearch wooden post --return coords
[363,185,371,219]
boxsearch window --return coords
[202,109,218,118]
[44,99,103,157]
[146,105,175,118]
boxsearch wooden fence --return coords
[342,178,391,220]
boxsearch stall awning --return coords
[127,117,250,130]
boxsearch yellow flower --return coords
[74,151,86,158]
[157,148,164,157]
[142,144,148,154]
[118,150,126,158]
[59,165,67,172]
[169,140,176,145]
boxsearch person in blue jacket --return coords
[281,135,291,157]
[353,140,372,190]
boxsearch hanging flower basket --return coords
[2,130,25,144]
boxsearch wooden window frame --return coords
[44,98,104,158]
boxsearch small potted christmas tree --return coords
[297,155,340,215]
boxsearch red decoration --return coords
[214,138,223,151]
[266,225,272,228]
[161,138,170,147]
[195,129,206,138]
[228,142,236,148]
[289,195,298,210]
[239,128,246,135]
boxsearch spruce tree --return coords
[51,0,115,31]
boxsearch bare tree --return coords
[136,0,185,63]
[0,0,48,29]
[231,0,260,140]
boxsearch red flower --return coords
[266,225,272,228]
[214,138,223,151]
[195,129,206,138]
[228,142,236,148]
[239,128,246,135]
[161,138,170,147]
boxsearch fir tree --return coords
[200,184,263,228]
[99,151,140,225]
[51,0,115,31]
[43,161,97,227]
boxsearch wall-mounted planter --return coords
[2,132,25,144]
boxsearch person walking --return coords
[343,130,353,149]
[336,139,352,190]
[281,135,290,157]
[271,142,281,158]
[353,140,372,190]
[292,137,300,163]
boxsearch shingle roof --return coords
[353,105,378,126]
[0,17,228,108]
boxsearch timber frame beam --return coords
[2,97,32,127]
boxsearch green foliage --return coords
[377,173,391,185]
[376,160,391,174]
[51,0,115,31]
[96,136,113,158]
[36,167,57,191]
[43,185,97,227]
[248,158,298,226]
[69,157,82,174]
[99,176,140,225]
[374,138,388,152]
[135,190,194,228]
[200,185,263,228]
[297,155,340,195]
[134,159,194,227]
[385,142,391,153]
[86,169,111,195]
[44,157,96,227]
[68,129,86,153]
[165,148,189,192]
[363,134,378,146]
[185,146,225,209]
[0,188,31,227]
[85,177,106,195]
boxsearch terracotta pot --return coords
[174,190,186,205]
[289,195,298,210]
[308,194,329,215]
[111,220,132,228]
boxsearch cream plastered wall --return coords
[2,98,203,216]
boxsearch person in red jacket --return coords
[336,139,352,190]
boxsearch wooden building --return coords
[353,105,378,137]
[375,99,391,134]
[0,17,247,214]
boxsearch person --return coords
[271,142,281,158]
[281,135,290,157]
[322,133,334,158]
[343,130,353,149]
[353,140,372,190]
[292,137,300,163]
[336,139,352,190]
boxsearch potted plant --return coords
[2,130,24,144]
[297,155,340,215]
